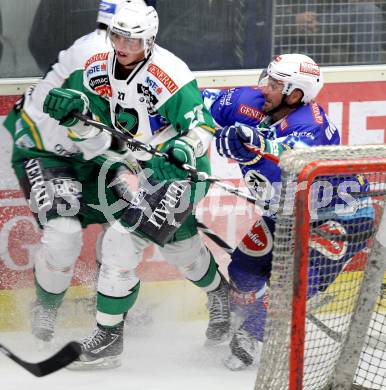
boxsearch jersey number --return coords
[184,104,205,130]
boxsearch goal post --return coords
[254,145,386,390]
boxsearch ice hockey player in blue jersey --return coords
[213,53,373,370]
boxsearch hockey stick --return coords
[0,341,81,377]
[73,113,259,205]
[196,220,344,341]
[196,221,234,255]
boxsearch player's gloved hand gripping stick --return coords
[72,113,260,205]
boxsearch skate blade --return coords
[67,355,121,370]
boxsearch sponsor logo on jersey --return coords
[54,144,77,157]
[325,115,337,140]
[137,83,159,115]
[309,221,348,261]
[219,88,235,107]
[244,170,274,203]
[238,104,265,122]
[148,181,189,229]
[24,159,52,211]
[147,64,178,94]
[52,178,80,198]
[95,84,112,97]
[280,118,289,131]
[238,218,273,257]
[292,130,313,138]
[299,62,320,76]
[86,63,107,77]
[84,52,109,69]
[311,102,324,124]
[145,76,163,95]
[89,75,109,89]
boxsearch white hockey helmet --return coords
[109,0,159,57]
[267,54,323,103]
[97,0,128,26]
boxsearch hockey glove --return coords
[152,139,196,180]
[44,88,100,139]
[43,88,89,125]
[215,124,265,165]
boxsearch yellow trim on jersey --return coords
[20,110,44,150]
[240,154,262,166]
[67,129,83,142]
[200,125,216,134]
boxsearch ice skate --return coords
[31,300,58,343]
[68,322,123,370]
[205,275,231,345]
[223,328,262,371]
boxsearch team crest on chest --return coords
[114,103,139,138]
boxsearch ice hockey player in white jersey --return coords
[43,1,230,368]
[3,0,129,344]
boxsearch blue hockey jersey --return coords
[203,87,341,214]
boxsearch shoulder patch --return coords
[147,64,178,94]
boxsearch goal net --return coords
[254,145,386,390]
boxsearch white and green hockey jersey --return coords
[11,29,112,157]
[82,44,215,161]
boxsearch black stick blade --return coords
[0,341,82,377]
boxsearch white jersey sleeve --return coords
[21,30,112,157]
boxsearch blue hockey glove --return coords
[215,125,265,165]
[152,139,196,180]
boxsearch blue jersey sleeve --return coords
[208,87,265,128]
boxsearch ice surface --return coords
[0,320,256,390]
